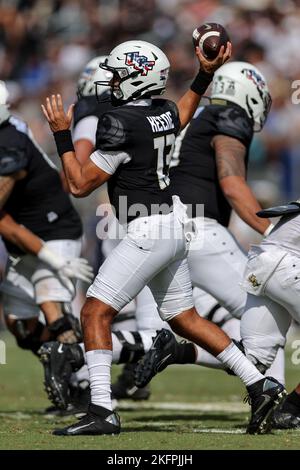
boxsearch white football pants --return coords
[87,197,194,322]
[188,218,247,318]
[241,250,299,370]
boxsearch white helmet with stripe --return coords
[211,61,272,131]
[96,40,170,105]
[77,56,113,98]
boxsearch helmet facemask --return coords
[77,56,112,101]
[95,59,138,106]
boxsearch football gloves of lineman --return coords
[38,244,94,297]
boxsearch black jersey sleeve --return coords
[215,105,253,146]
[166,100,181,134]
[0,146,29,175]
[95,112,129,151]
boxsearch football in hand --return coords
[192,23,230,60]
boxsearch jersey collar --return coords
[125,98,152,107]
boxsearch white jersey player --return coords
[239,204,300,428]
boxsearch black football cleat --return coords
[68,380,90,413]
[135,329,177,388]
[38,341,84,410]
[43,380,90,417]
[271,409,300,430]
[271,398,300,429]
[112,363,150,400]
[44,402,87,418]
[245,376,287,434]
[53,404,120,436]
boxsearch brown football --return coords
[192,23,230,60]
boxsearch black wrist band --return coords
[53,130,74,157]
[190,69,213,95]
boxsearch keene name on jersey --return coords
[146,111,175,133]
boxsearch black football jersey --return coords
[0,116,82,254]
[170,103,253,226]
[73,95,112,128]
[95,99,181,223]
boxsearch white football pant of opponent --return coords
[240,213,300,372]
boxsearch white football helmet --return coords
[211,61,272,131]
[0,80,10,125]
[77,56,113,99]
[97,40,170,105]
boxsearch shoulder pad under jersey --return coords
[96,112,127,151]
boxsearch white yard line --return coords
[115,401,247,412]
[0,401,247,419]
[193,428,245,434]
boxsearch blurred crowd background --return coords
[0,0,300,200]
[1,0,300,327]
[1,0,300,203]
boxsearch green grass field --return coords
[0,332,299,450]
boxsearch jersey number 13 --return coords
[154,133,176,190]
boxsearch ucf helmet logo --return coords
[124,52,155,76]
[242,68,266,91]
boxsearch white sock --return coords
[86,350,113,411]
[266,346,285,385]
[139,329,158,352]
[195,345,224,369]
[79,342,85,355]
[217,342,264,387]
[74,365,90,383]
[111,334,123,363]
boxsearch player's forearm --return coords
[60,151,87,196]
[178,71,213,129]
[221,178,271,235]
[53,130,101,197]
[61,152,107,198]
[177,90,202,130]
[13,226,43,254]
[0,213,43,254]
[0,176,16,209]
